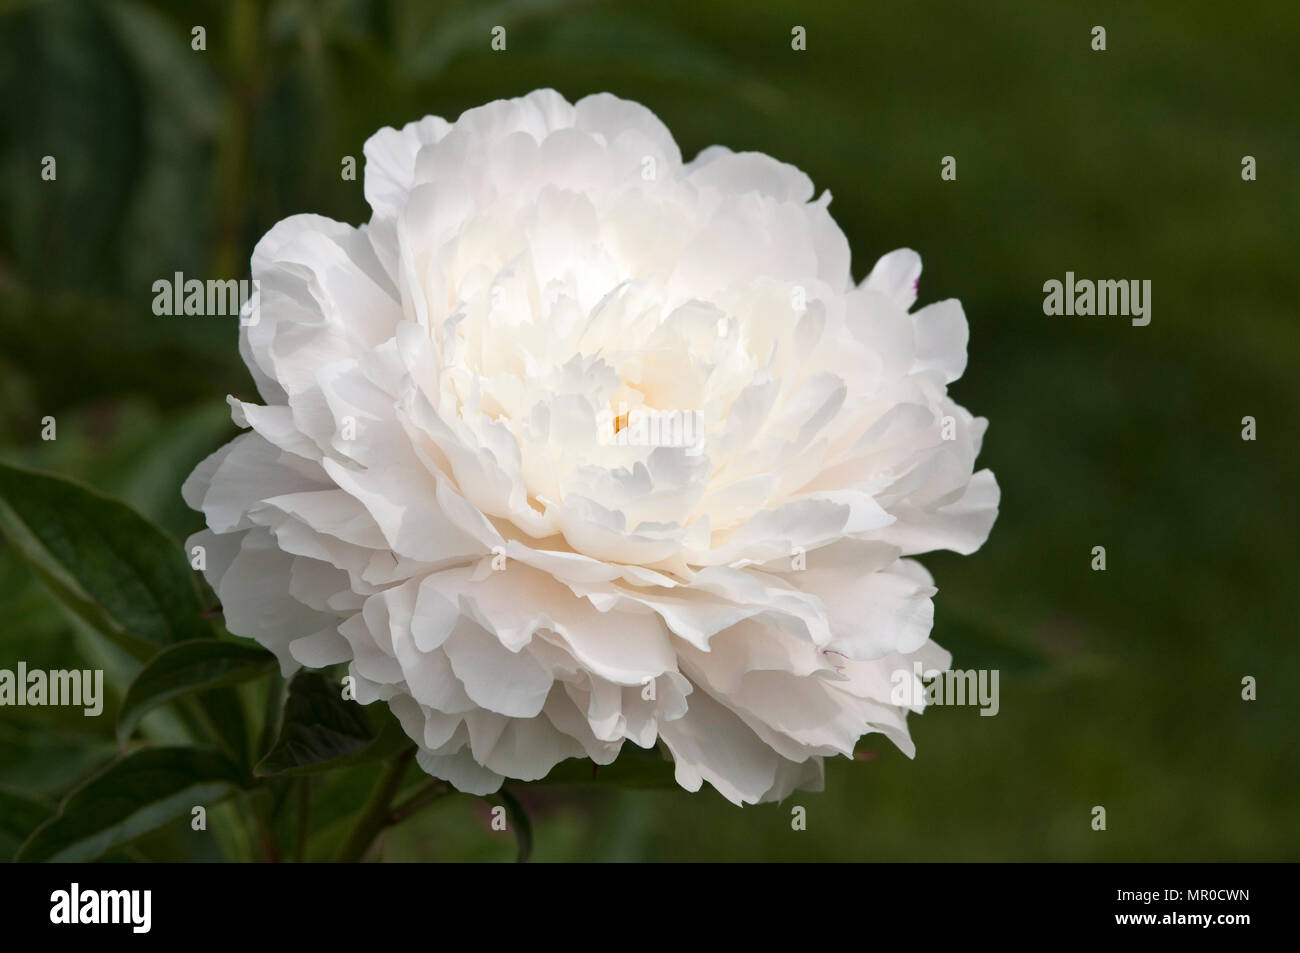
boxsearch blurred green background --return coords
[1,0,1297,861]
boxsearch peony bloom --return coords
[184,89,998,805]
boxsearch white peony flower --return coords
[184,89,999,805]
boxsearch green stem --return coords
[212,0,263,279]
[256,674,283,758]
[388,779,451,825]
[335,748,416,863]
[293,777,311,863]
[253,791,281,863]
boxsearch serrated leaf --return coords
[254,671,409,777]
[0,462,210,660]
[118,639,276,745]
[15,747,242,863]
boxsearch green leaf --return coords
[117,639,276,745]
[15,747,242,863]
[100,0,222,139]
[533,746,678,789]
[117,402,237,538]
[0,786,56,862]
[0,461,209,660]
[195,685,254,773]
[254,671,409,777]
